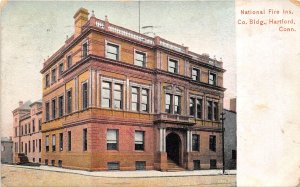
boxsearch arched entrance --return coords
[166,132,181,164]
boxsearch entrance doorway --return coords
[166,133,181,164]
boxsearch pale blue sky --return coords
[0,1,235,137]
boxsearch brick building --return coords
[40,8,225,171]
[12,100,43,163]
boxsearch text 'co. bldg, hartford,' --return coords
[40,8,226,171]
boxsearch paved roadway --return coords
[1,165,236,187]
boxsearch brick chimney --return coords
[19,101,23,107]
[73,8,89,37]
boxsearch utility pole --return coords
[220,111,226,174]
[138,0,141,33]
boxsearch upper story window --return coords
[106,43,119,61]
[45,135,49,152]
[59,133,63,151]
[131,87,139,111]
[207,100,219,121]
[131,87,149,113]
[209,72,217,86]
[52,134,56,152]
[45,102,50,122]
[59,63,64,76]
[141,89,149,112]
[207,100,213,120]
[174,95,181,114]
[58,95,64,117]
[213,102,219,121]
[107,129,118,150]
[102,81,111,108]
[82,82,88,110]
[67,55,72,68]
[38,119,42,131]
[82,42,88,58]
[45,74,50,88]
[189,98,195,116]
[51,98,56,119]
[66,89,72,114]
[51,68,57,83]
[101,80,124,110]
[113,83,123,109]
[165,94,172,113]
[32,119,35,133]
[135,131,144,151]
[192,134,199,151]
[192,68,200,81]
[134,51,146,67]
[168,59,178,74]
[197,98,203,119]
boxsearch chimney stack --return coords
[19,101,23,107]
[73,8,89,37]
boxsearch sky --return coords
[0,1,236,137]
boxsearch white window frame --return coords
[167,56,179,74]
[191,67,201,81]
[100,77,125,110]
[129,82,151,113]
[208,71,217,86]
[81,80,89,110]
[134,49,147,68]
[82,40,89,58]
[105,40,121,61]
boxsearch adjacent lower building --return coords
[12,100,43,164]
[1,137,13,164]
[40,8,226,171]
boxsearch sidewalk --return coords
[4,164,236,178]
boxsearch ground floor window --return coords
[135,161,146,170]
[33,158,35,163]
[107,162,120,170]
[39,158,41,163]
[45,159,48,165]
[58,160,62,167]
[210,159,217,169]
[51,160,55,166]
[193,160,200,170]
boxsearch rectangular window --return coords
[15,127,17,137]
[39,158,41,163]
[51,160,55,166]
[102,82,111,108]
[21,126,23,136]
[135,131,144,151]
[192,68,200,81]
[25,124,27,134]
[45,159,48,165]
[15,142,18,153]
[232,150,237,160]
[106,43,119,60]
[45,136,49,152]
[193,160,201,170]
[67,55,72,68]
[28,123,31,134]
[168,59,178,73]
[38,119,42,131]
[52,134,56,152]
[59,63,64,76]
[141,89,149,112]
[67,90,72,114]
[59,133,63,151]
[113,83,122,109]
[45,74,50,87]
[68,131,72,151]
[28,141,31,153]
[107,162,120,170]
[190,98,195,116]
[209,135,216,152]
[209,72,216,86]
[83,128,87,151]
[213,102,219,121]
[165,94,172,113]
[210,159,217,169]
[135,161,146,170]
[134,51,146,67]
[82,42,88,58]
[33,140,35,152]
[58,160,62,167]
[107,129,118,150]
[197,98,202,119]
[192,134,199,151]
[174,95,181,114]
[131,87,139,111]
[58,95,64,117]
[51,68,57,83]
[207,101,213,120]
[82,82,88,109]
[39,139,41,152]
[32,119,35,133]
[51,98,56,119]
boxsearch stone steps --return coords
[167,159,185,172]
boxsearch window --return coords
[213,102,219,121]
[113,83,122,109]
[135,131,144,151]
[45,159,48,165]
[207,101,213,120]
[83,128,87,151]
[232,150,237,160]
[82,82,88,109]
[15,127,17,137]
[33,158,35,163]
[107,162,119,170]
[106,43,119,60]
[131,87,139,111]
[165,94,172,113]
[33,140,35,152]
[28,123,31,134]
[59,133,63,151]
[209,135,216,152]
[168,59,178,73]
[39,158,41,163]
[107,129,118,150]
[28,141,31,153]
[25,124,27,134]
[51,98,56,119]
[38,119,42,131]
[192,68,200,81]
[210,159,217,169]
[197,98,203,119]
[68,131,72,151]
[174,95,181,114]
[39,139,41,152]
[135,161,146,170]
[141,89,149,112]
[52,134,56,152]
[58,95,64,117]
[193,160,201,170]
[59,63,64,76]
[134,51,146,67]
[190,98,195,116]
[209,72,217,86]
[15,142,18,153]
[21,142,23,153]
[67,90,72,114]
[82,42,88,58]
[45,135,49,152]
[51,160,55,166]
[45,74,50,88]
[58,160,62,167]
[51,68,57,83]
[67,55,72,68]
[45,102,50,122]
[192,134,199,151]
[21,126,23,136]
[32,119,35,133]
[102,82,111,108]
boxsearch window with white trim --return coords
[134,51,146,67]
[106,43,119,60]
[82,42,88,58]
[107,129,118,150]
[192,68,200,81]
[102,81,111,108]
[135,131,144,151]
[168,59,178,73]
[82,82,88,110]
[113,83,123,109]
[209,72,217,86]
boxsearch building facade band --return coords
[40,8,226,171]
